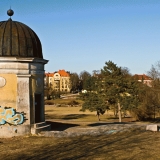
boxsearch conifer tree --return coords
[101,61,139,122]
[80,92,108,121]
[81,61,140,122]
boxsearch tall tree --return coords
[70,72,80,92]
[101,61,139,122]
[79,70,91,90]
[84,76,97,92]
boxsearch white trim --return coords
[16,74,31,77]
[0,57,48,64]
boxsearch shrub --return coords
[131,104,154,121]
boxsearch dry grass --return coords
[45,105,115,123]
[0,103,159,160]
[0,130,160,159]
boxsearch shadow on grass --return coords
[46,121,80,131]
[61,114,88,120]
[146,117,160,123]
[45,110,55,112]
[45,114,88,120]
[88,122,135,127]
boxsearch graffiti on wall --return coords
[0,106,24,125]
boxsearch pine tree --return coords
[80,92,108,121]
[101,61,139,122]
[80,61,140,122]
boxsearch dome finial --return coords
[7,8,14,17]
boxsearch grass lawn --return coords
[0,103,159,160]
[0,129,160,160]
[45,105,136,127]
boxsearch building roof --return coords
[45,70,70,77]
[45,73,54,77]
[58,70,70,77]
[133,74,152,80]
[0,9,43,58]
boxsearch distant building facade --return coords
[133,74,153,87]
[45,70,71,92]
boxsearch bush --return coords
[131,104,155,121]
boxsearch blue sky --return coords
[0,0,160,75]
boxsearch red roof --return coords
[45,70,70,77]
[58,70,70,77]
[133,74,152,80]
[45,73,54,77]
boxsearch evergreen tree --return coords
[101,61,139,122]
[84,76,97,92]
[79,70,91,90]
[80,61,141,122]
[80,92,108,121]
[70,72,80,92]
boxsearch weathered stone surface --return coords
[31,122,51,134]
[0,77,6,87]
[42,124,146,138]
[146,124,158,131]
[0,125,31,138]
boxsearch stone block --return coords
[146,124,158,131]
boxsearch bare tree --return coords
[147,64,159,80]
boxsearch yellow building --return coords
[45,70,71,92]
[0,9,50,137]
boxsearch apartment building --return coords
[45,70,71,92]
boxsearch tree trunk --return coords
[96,111,100,121]
[118,102,122,123]
[114,105,118,118]
[154,105,156,120]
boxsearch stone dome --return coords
[0,16,43,58]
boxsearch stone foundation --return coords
[0,125,31,138]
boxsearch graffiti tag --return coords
[0,106,24,125]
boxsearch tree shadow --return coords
[46,121,80,131]
[45,110,55,112]
[147,117,160,123]
[45,114,88,120]
[88,122,135,127]
[61,114,88,120]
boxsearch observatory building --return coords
[0,9,50,137]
